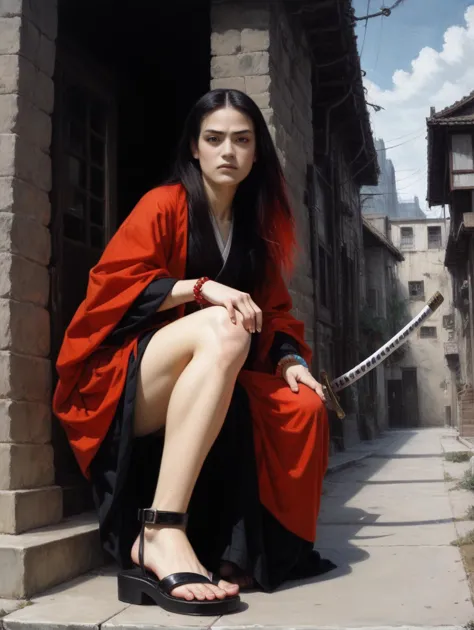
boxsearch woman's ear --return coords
[191,141,199,160]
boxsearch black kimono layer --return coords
[89,207,335,592]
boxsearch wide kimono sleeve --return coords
[253,260,312,372]
[53,184,187,477]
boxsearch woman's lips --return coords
[218,164,237,169]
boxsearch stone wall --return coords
[0,0,61,534]
[210,0,316,348]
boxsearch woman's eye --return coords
[206,136,219,143]
[237,137,249,144]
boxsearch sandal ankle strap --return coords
[138,509,189,527]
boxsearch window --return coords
[420,326,437,339]
[61,81,110,248]
[428,226,442,249]
[451,134,474,189]
[443,315,454,329]
[408,281,424,299]
[400,227,414,249]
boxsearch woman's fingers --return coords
[237,296,256,332]
[223,300,237,325]
[248,297,262,333]
[285,370,299,393]
[297,371,327,404]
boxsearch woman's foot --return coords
[131,526,239,602]
[219,561,255,590]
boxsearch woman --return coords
[53,89,334,617]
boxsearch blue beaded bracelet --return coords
[275,354,308,378]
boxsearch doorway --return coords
[401,367,420,427]
[50,0,211,511]
[388,380,402,428]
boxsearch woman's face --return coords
[192,106,256,189]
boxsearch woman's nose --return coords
[222,139,235,157]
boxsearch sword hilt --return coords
[320,371,346,419]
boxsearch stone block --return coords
[0,212,51,264]
[16,136,51,191]
[0,443,54,490]
[261,107,273,126]
[210,76,246,91]
[0,253,50,306]
[0,134,51,191]
[0,513,103,599]
[0,16,21,54]
[211,29,241,55]
[36,31,55,76]
[0,351,51,403]
[32,66,54,113]
[0,176,51,225]
[0,399,51,444]
[0,0,22,17]
[245,74,271,94]
[242,28,270,52]
[0,299,50,357]
[211,52,269,78]
[211,2,270,31]
[0,486,62,534]
[0,133,16,177]
[0,54,20,94]
[249,91,270,109]
[23,0,58,41]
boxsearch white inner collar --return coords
[209,212,234,263]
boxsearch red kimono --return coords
[53,183,329,545]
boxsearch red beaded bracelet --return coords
[193,277,210,306]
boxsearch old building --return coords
[388,218,454,428]
[360,215,404,437]
[427,92,474,435]
[0,0,376,599]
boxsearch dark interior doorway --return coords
[50,0,211,514]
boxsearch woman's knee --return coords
[200,306,251,367]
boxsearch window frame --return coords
[450,133,474,191]
[408,280,425,300]
[427,225,442,249]
[420,326,437,339]
[400,226,414,249]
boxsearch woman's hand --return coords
[282,362,327,404]
[200,280,262,334]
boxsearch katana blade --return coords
[320,292,444,419]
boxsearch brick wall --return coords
[0,0,62,534]
[210,0,316,347]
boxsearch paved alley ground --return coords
[2,428,474,630]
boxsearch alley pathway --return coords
[2,428,474,629]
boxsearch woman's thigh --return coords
[134,306,249,437]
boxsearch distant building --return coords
[427,90,474,436]
[362,139,426,220]
[361,215,404,436]
[389,218,454,428]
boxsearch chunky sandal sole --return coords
[118,570,241,616]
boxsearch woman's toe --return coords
[218,579,240,595]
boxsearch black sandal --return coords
[117,508,241,616]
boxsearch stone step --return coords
[0,512,104,599]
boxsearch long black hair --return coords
[168,89,296,283]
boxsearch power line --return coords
[360,0,371,59]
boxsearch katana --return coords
[320,292,444,419]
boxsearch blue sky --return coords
[354,0,473,89]
[352,0,474,213]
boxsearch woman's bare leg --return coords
[130,306,251,602]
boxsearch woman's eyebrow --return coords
[203,128,253,134]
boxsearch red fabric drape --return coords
[53,184,328,542]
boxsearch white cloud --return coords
[365,5,474,216]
